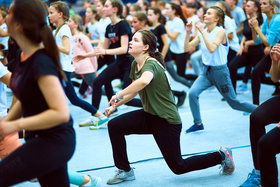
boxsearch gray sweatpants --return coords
[189,64,257,124]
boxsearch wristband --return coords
[116,92,123,101]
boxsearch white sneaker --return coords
[107,168,135,185]
[79,116,95,127]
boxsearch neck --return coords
[169,15,175,20]
[153,21,160,28]
[266,11,274,20]
[101,14,106,19]
[90,18,96,24]
[72,28,79,35]
[249,12,257,19]
[134,53,150,67]
[15,35,41,61]
[206,22,216,32]
[231,5,236,10]
[110,14,121,25]
[56,19,65,28]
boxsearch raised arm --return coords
[269,44,280,82]
[95,35,129,56]
[184,22,200,52]
[197,22,226,53]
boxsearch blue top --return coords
[254,14,280,46]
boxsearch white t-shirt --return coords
[166,17,186,54]
[224,15,240,52]
[97,17,111,43]
[0,62,8,118]
[0,23,9,50]
[53,24,74,72]
[87,21,99,41]
[231,7,246,32]
[199,26,229,66]
[187,15,200,36]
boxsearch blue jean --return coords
[190,50,203,75]
[189,64,257,124]
[165,61,190,87]
[64,71,97,115]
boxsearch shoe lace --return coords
[94,119,101,126]
[114,169,125,178]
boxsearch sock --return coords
[98,115,107,120]
[68,170,84,186]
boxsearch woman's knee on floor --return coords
[168,161,188,175]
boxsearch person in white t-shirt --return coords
[165,2,189,78]
[0,10,9,50]
[84,5,100,47]
[216,2,240,63]
[184,6,256,133]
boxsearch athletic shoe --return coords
[237,84,248,94]
[80,175,101,187]
[79,116,96,127]
[239,169,261,187]
[83,88,92,99]
[177,91,187,107]
[219,147,235,175]
[185,123,204,133]
[107,168,135,185]
[89,118,109,130]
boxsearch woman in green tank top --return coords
[104,30,234,185]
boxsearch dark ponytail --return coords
[169,2,187,25]
[41,24,66,80]
[148,7,166,25]
[138,29,165,68]
[13,0,65,80]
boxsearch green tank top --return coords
[129,59,182,124]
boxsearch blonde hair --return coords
[269,0,280,14]
[70,14,83,31]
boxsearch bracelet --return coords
[116,92,123,101]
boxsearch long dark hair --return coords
[138,29,165,68]
[109,0,123,18]
[13,0,65,79]
[248,0,263,22]
[168,2,187,25]
[148,7,166,25]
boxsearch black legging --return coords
[250,96,280,187]
[79,55,115,95]
[170,51,189,77]
[92,62,142,109]
[0,121,75,187]
[228,45,264,91]
[108,109,222,174]
[251,55,278,105]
